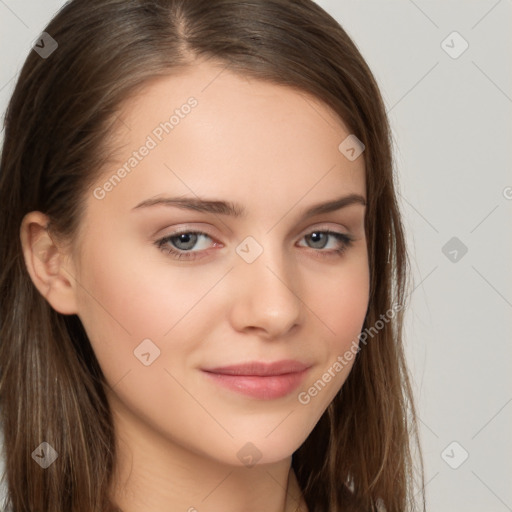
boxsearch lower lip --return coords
[201,368,310,400]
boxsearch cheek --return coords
[74,237,212,381]
[332,278,369,350]
[295,257,369,412]
[315,257,370,349]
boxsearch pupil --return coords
[309,232,327,249]
[174,233,197,250]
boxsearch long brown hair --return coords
[0,1,425,510]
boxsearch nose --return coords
[227,242,304,339]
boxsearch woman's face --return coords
[68,59,369,466]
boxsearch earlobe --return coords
[19,211,79,315]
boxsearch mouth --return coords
[200,360,312,400]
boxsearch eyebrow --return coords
[131,193,366,218]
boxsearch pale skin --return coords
[20,58,369,512]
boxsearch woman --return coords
[0,0,425,511]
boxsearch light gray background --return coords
[1,1,511,511]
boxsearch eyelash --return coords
[154,228,354,261]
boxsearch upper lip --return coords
[202,359,311,376]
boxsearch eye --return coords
[154,231,218,261]
[297,229,354,259]
[154,228,354,261]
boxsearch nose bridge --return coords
[230,233,303,335]
[236,231,293,287]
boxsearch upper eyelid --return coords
[156,222,352,240]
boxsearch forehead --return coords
[91,60,365,216]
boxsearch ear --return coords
[19,211,79,315]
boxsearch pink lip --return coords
[201,360,312,400]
